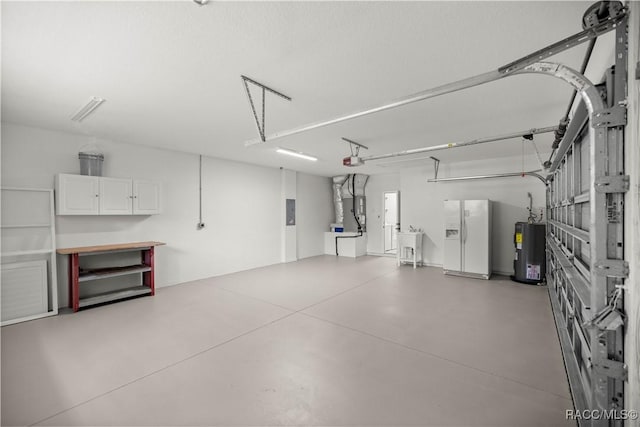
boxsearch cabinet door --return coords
[55,174,99,215]
[100,178,133,215]
[133,180,161,215]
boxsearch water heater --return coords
[511,222,546,284]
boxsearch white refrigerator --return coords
[443,200,492,279]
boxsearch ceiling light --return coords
[276,148,317,162]
[71,97,105,122]
[193,0,209,5]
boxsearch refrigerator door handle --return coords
[462,221,467,244]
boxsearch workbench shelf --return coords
[79,264,152,282]
[57,241,165,312]
[78,286,152,308]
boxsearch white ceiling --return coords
[1,1,615,176]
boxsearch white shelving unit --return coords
[57,241,164,311]
[1,188,59,326]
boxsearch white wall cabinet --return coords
[55,174,100,215]
[100,177,133,215]
[56,174,160,215]
[133,180,161,215]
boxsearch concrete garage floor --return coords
[2,255,573,426]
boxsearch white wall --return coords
[1,123,331,306]
[365,156,545,275]
[297,173,333,259]
[281,169,297,263]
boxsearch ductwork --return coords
[346,174,369,198]
[341,174,369,232]
[332,175,348,225]
[332,174,369,231]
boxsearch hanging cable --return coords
[197,155,205,230]
[521,137,525,177]
[352,174,362,232]
[520,133,539,174]
[528,136,545,170]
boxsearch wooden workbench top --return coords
[57,241,166,254]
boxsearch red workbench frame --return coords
[57,241,165,312]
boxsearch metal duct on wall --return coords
[349,174,369,197]
[332,175,348,225]
[342,174,369,232]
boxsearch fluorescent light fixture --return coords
[276,148,317,162]
[71,97,105,122]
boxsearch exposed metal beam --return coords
[245,70,502,146]
[547,285,591,416]
[341,138,369,150]
[431,156,440,180]
[244,8,626,147]
[547,100,589,175]
[411,61,603,188]
[241,75,292,101]
[497,3,623,75]
[549,219,590,243]
[362,126,557,162]
[516,62,605,175]
[427,170,547,184]
[241,75,292,142]
[547,238,591,310]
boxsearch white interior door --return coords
[443,200,461,271]
[383,191,399,253]
[462,200,490,275]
